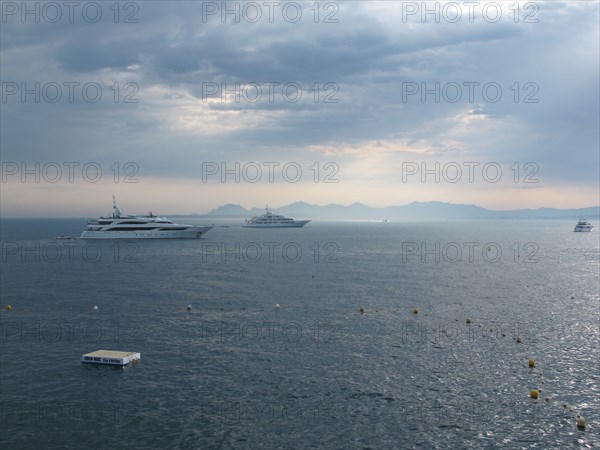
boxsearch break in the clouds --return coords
[1,1,599,216]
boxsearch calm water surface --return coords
[1,219,598,449]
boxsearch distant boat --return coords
[381,218,390,223]
[80,196,212,239]
[574,219,593,232]
[244,206,310,228]
[54,235,73,240]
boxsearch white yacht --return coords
[243,206,311,228]
[574,219,593,232]
[80,197,213,239]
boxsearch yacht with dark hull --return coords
[80,197,212,239]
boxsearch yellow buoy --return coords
[576,415,586,429]
[412,308,419,315]
[5,305,12,311]
[530,389,539,399]
[466,318,472,324]
[528,358,535,368]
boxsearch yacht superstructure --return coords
[574,219,593,232]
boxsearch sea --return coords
[0,218,598,449]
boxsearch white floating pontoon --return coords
[81,350,140,366]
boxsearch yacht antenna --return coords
[112,196,125,217]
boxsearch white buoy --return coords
[576,415,586,429]
[275,304,280,309]
[186,305,192,311]
[93,306,98,311]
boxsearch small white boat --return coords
[574,219,593,232]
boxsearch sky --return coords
[1,1,599,217]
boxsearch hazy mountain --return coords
[199,201,599,219]
[206,203,249,216]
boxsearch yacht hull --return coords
[80,226,212,239]
[243,220,310,228]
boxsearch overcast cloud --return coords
[1,1,598,216]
